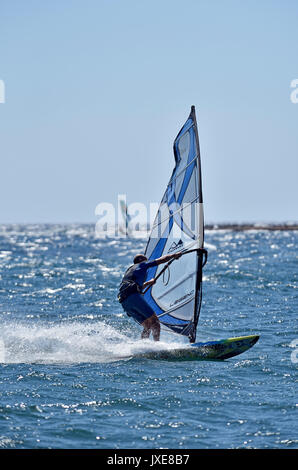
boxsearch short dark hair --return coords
[133,254,147,264]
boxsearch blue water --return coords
[0,224,297,449]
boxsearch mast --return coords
[189,106,205,343]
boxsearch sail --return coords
[144,106,205,343]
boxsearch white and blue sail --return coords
[144,106,205,343]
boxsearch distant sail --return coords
[118,196,132,237]
[144,106,205,343]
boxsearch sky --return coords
[0,0,297,224]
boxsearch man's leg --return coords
[122,294,160,341]
[151,316,160,341]
[141,314,160,341]
[141,324,150,339]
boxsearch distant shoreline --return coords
[0,223,297,231]
[205,223,298,231]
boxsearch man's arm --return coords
[155,252,181,266]
[143,278,155,288]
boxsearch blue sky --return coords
[0,0,297,224]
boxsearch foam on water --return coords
[0,320,186,364]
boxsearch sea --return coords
[0,224,297,450]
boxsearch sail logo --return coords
[170,290,194,307]
[168,240,184,253]
[290,79,298,104]
[0,80,5,103]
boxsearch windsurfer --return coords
[118,253,181,341]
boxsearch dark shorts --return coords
[121,293,156,325]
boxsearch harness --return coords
[118,264,141,303]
